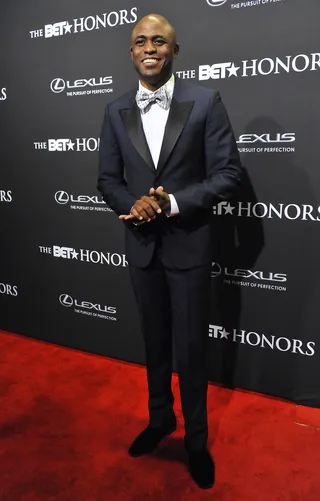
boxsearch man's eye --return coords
[155,40,165,45]
[136,40,145,45]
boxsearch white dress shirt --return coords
[138,74,179,216]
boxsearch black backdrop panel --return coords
[1,0,319,407]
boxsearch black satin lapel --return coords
[156,99,194,177]
[119,105,155,172]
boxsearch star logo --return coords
[219,328,230,339]
[224,203,235,215]
[71,249,78,259]
[64,22,72,34]
[227,63,240,77]
[67,140,75,151]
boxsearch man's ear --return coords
[173,43,180,58]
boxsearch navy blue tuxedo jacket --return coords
[98,77,242,269]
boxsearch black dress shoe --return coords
[128,423,176,457]
[188,449,215,489]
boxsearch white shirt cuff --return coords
[168,194,180,216]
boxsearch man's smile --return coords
[141,57,161,66]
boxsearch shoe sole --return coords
[196,481,214,489]
[128,426,177,457]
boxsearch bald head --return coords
[130,13,179,91]
[132,14,177,45]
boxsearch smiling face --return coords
[130,15,179,90]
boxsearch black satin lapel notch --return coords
[156,98,194,177]
[120,104,155,173]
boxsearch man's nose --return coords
[144,41,156,53]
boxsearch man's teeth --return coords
[143,59,158,63]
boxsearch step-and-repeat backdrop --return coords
[1,0,319,407]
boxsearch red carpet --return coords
[0,330,319,501]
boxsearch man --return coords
[98,14,242,489]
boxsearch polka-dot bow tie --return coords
[135,87,169,111]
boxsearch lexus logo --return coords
[55,191,69,204]
[50,78,65,93]
[59,294,73,307]
[211,262,222,277]
[206,0,227,6]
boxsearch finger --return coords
[131,207,144,220]
[130,199,150,221]
[149,187,155,196]
[132,206,151,221]
[141,202,157,218]
[136,199,157,217]
[156,187,169,203]
[155,186,164,194]
[119,214,135,220]
[141,196,162,214]
[153,187,166,202]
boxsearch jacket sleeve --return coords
[97,105,136,216]
[173,91,242,217]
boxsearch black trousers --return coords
[129,247,211,451]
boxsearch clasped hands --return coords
[119,186,170,223]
